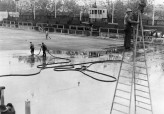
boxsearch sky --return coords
[154,0,164,5]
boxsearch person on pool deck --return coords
[0,103,15,114]
[30,42,34,55]
[45,31,51,40]
[41,42,47,57]
[124,8,139,50]
[6,103,15,114]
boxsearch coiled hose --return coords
[0,48,121,82]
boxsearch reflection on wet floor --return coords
[1,44,164,82]
[14,55,41,67]
[0,47,123,81]
[1,44,164,77]
[1,45,162,74]
[12,47,125,68]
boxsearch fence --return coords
[99,27,124,38]
[18,22,33,30]
[0,20,125,38]
[2,20,35,31]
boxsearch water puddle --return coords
[0,48,123,80]
[1,45,162,85]
[1,45,157,79]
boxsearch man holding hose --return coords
[41,42,47,57]
[30,42,34,55]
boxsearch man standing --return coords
[45,31,51,40]
[30,42,34,55]
[45,31,48,40]
[124,8,139,50]
[41,42,47,57]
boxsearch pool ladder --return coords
[110,11,153,114]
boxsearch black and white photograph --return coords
[0,0,164,114]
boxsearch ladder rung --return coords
[135,83,148,87]
[136,55,145,58]
[135,78,148,81]
[118,82,131,86]
[114,102,129,107]
[136,105,152,111]
[123,61,132,65]
[136,54,146,57]
[136,58,146,61]
[136,61,146,63]
[115,95,130,101]
[113,108,128,114]
[123,62,147,69]
[136,100,151,105]
[117,89,131,93]
[136,95,150,100]
[135,89,149,93]
[135,65,147,69]
[121,69,131,72]
[120,75,132,79]
[134,72,147,75]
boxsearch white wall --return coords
[0,11,8,21]
[89,8,107,19]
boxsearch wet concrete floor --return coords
[0,27,164,114]
[0,48,122,114]
[0,44,164,114]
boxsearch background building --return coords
[89,7,107,22]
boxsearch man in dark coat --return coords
[41,42,47,57]
[30,42,34,55]
[124,8,139,50]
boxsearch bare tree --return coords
[57,0,81,15]
[17,0,32,15]
[0,0,16,12]
[114,0,126,19]
[80,0,92,13]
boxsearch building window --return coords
[95,10,97,14]
[100,10,102,14]
[103,10,105,13]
